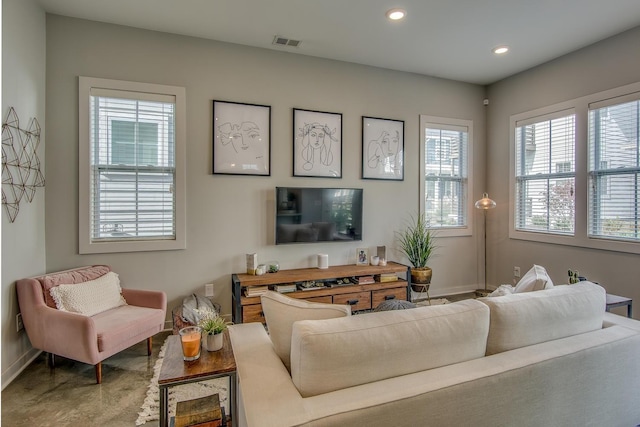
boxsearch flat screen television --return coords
[275,187,363,244]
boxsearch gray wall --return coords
[1,0,47,387]
[486,26,640,317]
[44,16,487,326]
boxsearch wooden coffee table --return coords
[158,331,237,427]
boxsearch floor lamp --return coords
[475,193,496,296]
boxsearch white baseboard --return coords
[1,347,42,391]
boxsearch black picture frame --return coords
[212,100,271,176]
[361,116,404,181]
[293,108,342,178]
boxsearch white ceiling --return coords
[37,0,640,85]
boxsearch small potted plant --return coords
[396,213,437,292]
[198,311,228,352]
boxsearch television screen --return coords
[275,187,363,244]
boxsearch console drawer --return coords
[305,296,333,304]
[243,303,265,323]
[372,288,407,308]
[333,292,371,311]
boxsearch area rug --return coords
[135,339,228,426]
[415,298,450,307]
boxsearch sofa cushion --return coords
[261,291,351,371]
[479,281,606,355]
[290,299,490,397]
[49,272,127,316]
[513,264,554,292]
[38,265,111,309]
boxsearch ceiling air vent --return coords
[273,35,301,48]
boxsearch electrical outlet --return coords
[205,283,215,298]
[16,313,24,332]
[513,266,521,278]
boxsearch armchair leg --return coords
[147,337,152,356]
[95,362,102,384]
[48,353,55,368]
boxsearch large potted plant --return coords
[396,213,437,292]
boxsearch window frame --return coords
[419,115,473,237]
[513,108,577,236]
[79,77,186,254]
[588,93,640,242]
[509,81,640,255]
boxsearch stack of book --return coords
[355,275,375,285]
[275,283,297,293]
[375,273,398,283]
[244,286,269,297]
[174,394,225,427]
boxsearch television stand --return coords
[231,261,410,324]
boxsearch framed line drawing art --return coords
[293,108,342,178]
[356,247,369,266]
[212,100,271,175]
[362,116,404,180]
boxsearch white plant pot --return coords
[205,333,224,351]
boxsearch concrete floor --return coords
[2,330,171,427]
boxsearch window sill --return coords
[509,229,640,255]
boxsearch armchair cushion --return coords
[50,271,127,316]
[93,305,165,352]
[38,265,111,309]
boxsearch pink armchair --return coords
[16,265,167,384]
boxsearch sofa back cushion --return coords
[290,299,489,397]
[37,265,112,309]
[479,281,605,355]
[261,291,351,371]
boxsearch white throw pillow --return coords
[513,264,554,293]
[50,272,127,316]
[260,291,351,371]
[489,284,515,297]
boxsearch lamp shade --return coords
[475,193,496,210]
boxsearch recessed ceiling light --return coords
[386,8,406,21]
[492,46,509,55]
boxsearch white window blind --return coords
[515,111,575,234]
[588,96,640,241]
[89,90,176,242]
[423,123,468,228]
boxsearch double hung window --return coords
[420,116,472,236]
[79,77,186,253]
[588,95,640,242]
[514,111,576,234]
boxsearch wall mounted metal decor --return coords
[2,107,45,223]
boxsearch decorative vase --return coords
[410,267,432,292]
[205,332,224,351]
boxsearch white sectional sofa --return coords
[228,282,640,427]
